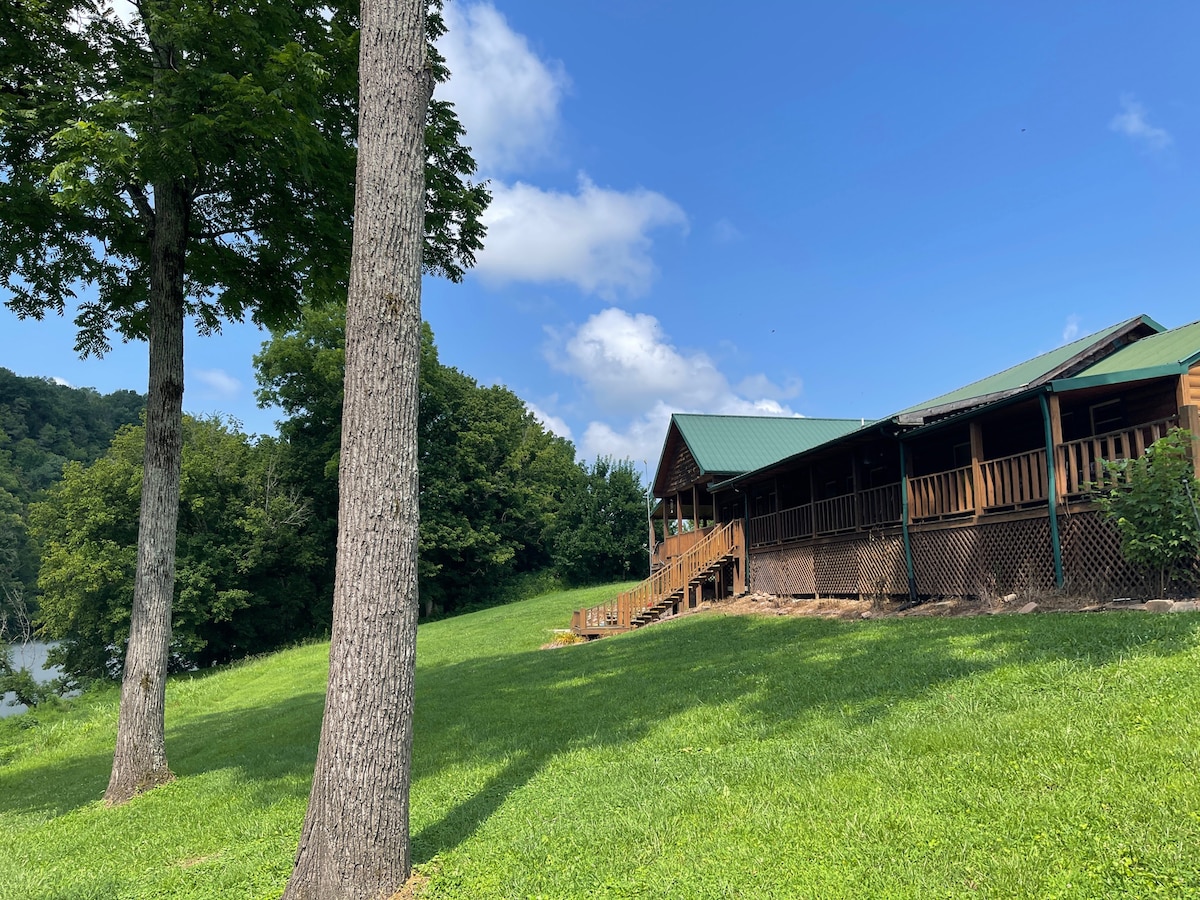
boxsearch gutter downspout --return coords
[1040,392,1065,589]
[899,439,917,603]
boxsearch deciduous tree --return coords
[282,0,429,892]
[0,0,484,803]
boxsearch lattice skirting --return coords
[748,511,1197,600]
[750,531,907,597]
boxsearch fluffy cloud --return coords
[437,2,569,175]
[475,176,687,298]
[1109,94,1172,151]
[550,308,799,461]
[525,401,573,441]
[192,368,241,398]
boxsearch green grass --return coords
[3,586,1200,899]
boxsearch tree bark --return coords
[104,178,189,805]
[282,0,430,895]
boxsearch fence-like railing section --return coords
[909,465,974,520]
[859,482,902,528]
[814,494,855,534]
[980,448,1047,509]
[572,519,744,633]
[1058,416,1179,496]
[749,483,902,548]
[652,527,713,568]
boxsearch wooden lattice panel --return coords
[911,527,977,596]
[857,533,909,595]
[749,545,815,595]
[814,540,860,595]
[1060,510,1153,597]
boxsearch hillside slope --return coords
[2,585,1199,899]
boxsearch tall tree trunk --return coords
[282,0,430,896]
[104,179,189,805]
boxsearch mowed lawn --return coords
[2,585,1200,899]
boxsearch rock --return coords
[1001,593,1018,603]
[1018,602,1039,614]
[1170,600,1197,612]
[860,611,873,619]
[1080,605,1103,612]
[1145,599,1175,613]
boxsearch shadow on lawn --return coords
[0,689,326,817]
[3,608,1197,853]
[409,609,1200,862]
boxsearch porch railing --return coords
[980,448,1047,509]
[652,527,713,568]
[572,519,744,633]
[858,482,902,527]
[1058,415,1179,496]
[814,494,856,534]
[909,464,973,520]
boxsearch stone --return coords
[860,611,873,619]
[1018,602,1039,614]
[1171,600,1197,612]
[1145,599,1175,613]
[1001,593,1018,603]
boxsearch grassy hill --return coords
[3,585,1200,899]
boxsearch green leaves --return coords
[1094,428,1200,594]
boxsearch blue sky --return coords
[3,1,1199,471]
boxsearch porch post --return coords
[1047,393,1066,501]
[1182,404,1200,479]
[676,491,683,536]
[969,420,984,518]
[1040,393,1065,589]
[899,439,917,602]
[692,484,699,529]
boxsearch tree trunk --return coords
[282,0,430,895]
[104,179,189,805]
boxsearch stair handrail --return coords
[573,519,744,632]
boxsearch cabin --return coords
[571,315,1200,636]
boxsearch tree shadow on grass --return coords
[409,609,1200,862]
[3,608,1197,864]
[0,689,326,817]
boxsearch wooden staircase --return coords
[570,520,744,638]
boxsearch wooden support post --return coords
[692,483,699,530]
[676,491,682,538]
[1047,393,1066,501]
[969,420,984,518]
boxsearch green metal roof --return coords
[894,315,1162,418]
[671,414,864,476]
[1067,319,1200,379]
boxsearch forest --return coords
[2,320,648,685]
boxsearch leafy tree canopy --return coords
[30,416,326,681]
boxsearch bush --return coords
[1094,428,1200,595]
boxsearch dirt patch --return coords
[677,591,1183,622]
[387,869,430,900]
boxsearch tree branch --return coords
[125,182,155,227]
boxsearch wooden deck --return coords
[571,520,744,638]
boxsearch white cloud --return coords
[712,218,744,244]
[1109,94,1172,151]
[475,175,687,297]
[437,1,569,174]
[551,308,799,462]
[525,401,573,441]
[192,368,241,398]
[51,376,72,387]
[1062,314,1082,343]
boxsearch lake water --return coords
[1,640,61,718]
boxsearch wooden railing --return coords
[980,448,1047,509]
[652,527,713,568]
[1058,416,1179,496]
[909,465,973,520]
[858,482,902,527]
[814,494,856,534]
[572,519,744,634]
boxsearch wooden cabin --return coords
[571,315,1200,635]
